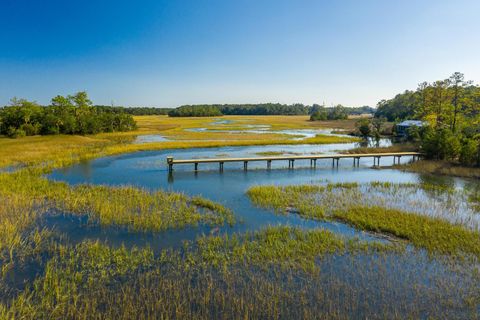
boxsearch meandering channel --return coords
[44,140,477,251]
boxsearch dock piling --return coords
[167,156,174,173]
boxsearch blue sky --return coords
[1,0,479,107]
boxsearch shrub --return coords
[356,119,371,137]
[459,138,479,166]
[6,127,26,138]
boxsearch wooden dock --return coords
[166,152,422,173]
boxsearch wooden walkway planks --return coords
[167,152,422,172]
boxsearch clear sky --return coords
[1,0,479,108]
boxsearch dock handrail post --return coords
[244,161,248,171]
[267,160,271,170]
[167,156,174,173]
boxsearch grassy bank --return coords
[341,143,418,154]
[0,171,234,233]
[396,160,480,179]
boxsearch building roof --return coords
[397,120,426,127]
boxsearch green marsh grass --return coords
[1,227,478,319]
[247,182,480,258]
[0,170,235,232]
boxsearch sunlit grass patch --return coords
[0,194,57,278]
[193,226,395,271]
[333,206,480,258]
[247,182,480,258]
[0,170,235,232]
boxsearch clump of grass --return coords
[194,226,394,271]
[0,170,235,232]
[191,196,235,226]
[333,206,480,258]
[247,185,326,218]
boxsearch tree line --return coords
[375,72,480,166]
[168,103,374,117]
[95,106,171,115]
[0,92,137,138]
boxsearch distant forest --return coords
[95,106,171,115]
[167,104,375,117]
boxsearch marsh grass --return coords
[0,170,234,232]
[0,195,56,277]
[333,206,480,258]
[396,159,480,179]
[341,143,417,154]
[1,228,478,319]
[247,182,480,258]
[193,226,395,271]
[0,115,359,170]
[1,115,478,318]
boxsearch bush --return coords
[327,105,348,120]
[459,138,479,166]
[6,127,26,138]
[439,129,461,161]
[310,109,327,121]
[356,119,371,137]
[421,127,461,161]
[20,123,41,136]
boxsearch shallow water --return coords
[47,142,470,249]
[185,118,364,140]
[133,134,170,143]
[18,141,478,316]
[186,125,362,141]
